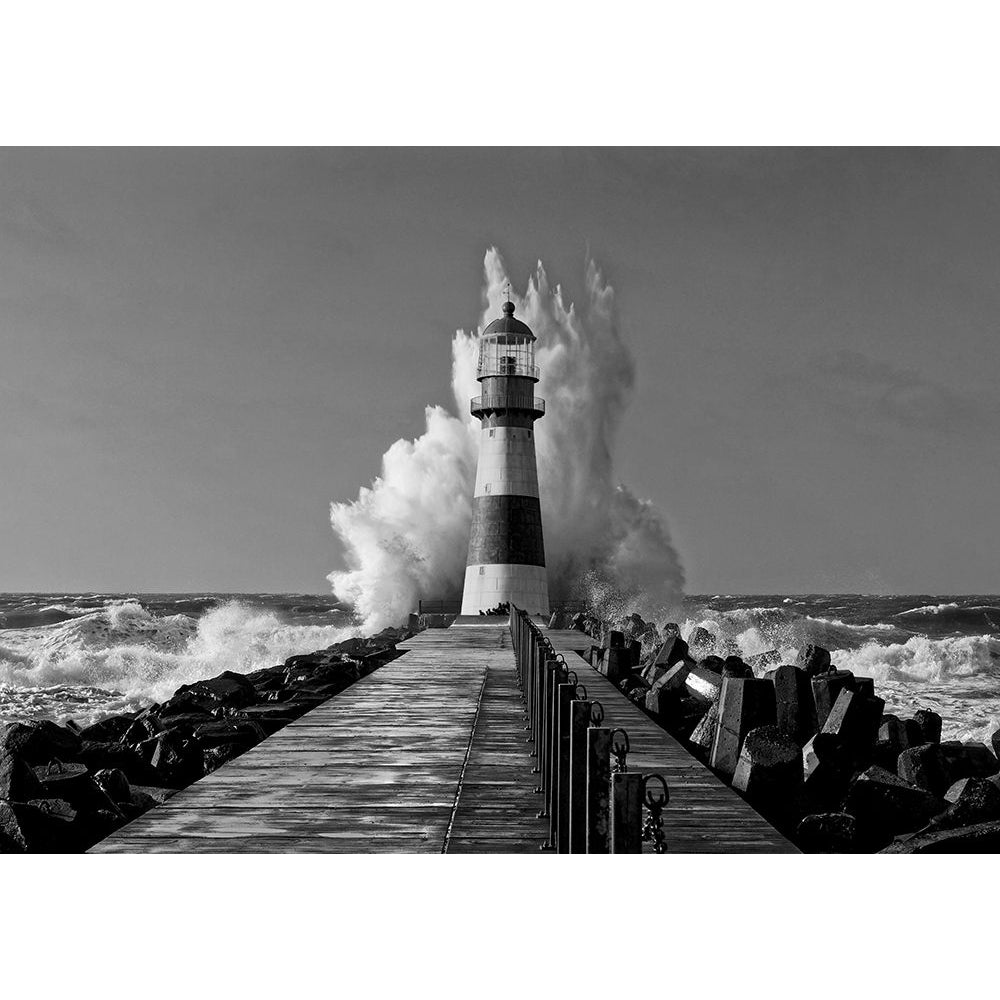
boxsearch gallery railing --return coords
[508,606,669,853]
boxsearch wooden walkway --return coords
[91,623,794,853]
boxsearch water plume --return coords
[328,248,685,630]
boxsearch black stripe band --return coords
[466,495,546,567]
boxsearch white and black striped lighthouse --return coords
[461,300,549,616]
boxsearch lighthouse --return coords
[461,300,550,617]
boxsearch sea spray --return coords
[328,248,686,630]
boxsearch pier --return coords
[91,620,796,853]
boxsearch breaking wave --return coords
[328,249,685,631]
[0,600,357,724]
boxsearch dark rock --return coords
[880,819,1000,853]
[797,812,858,853]
[878,714,909,754]
[843,766,945,849]
[143,732,204,788]
[732,725,802,821]
[122,715,164,746]
[78,715,135,743]
[773,664,818,745]
[159,689,217,718]
[798,644,831,675]
[6,798,79,852]
[0,726,46,802]
[93,768,131,805]
[902,718,925,747]
[173,670,257,710]
[191,719,265,750]
[710,677,776,778]
[913,709,942,745]
[79,740,163,786]
[605,630,625,650]
[811,670,857,730]
[991,728,1000,761]
[237,704,300,733]
[202,742,245,774]
[0,801,29,852]
[698,655,725,674]
[0,720,82,765]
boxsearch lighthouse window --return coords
[489,429,495,438]
[485,483,490,493]
[479,566,485,575]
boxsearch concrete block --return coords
[773,664,817,745]
[710,677,776,778]
[684,666,723,705]
[654,634,689,668]
[798,643,831,675]
[811,670,856,729]
[732,724,802,820]
[689,698,721,753]
[821,688,884,763]
[913,709,942,745]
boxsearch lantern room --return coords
[476,301,539,382]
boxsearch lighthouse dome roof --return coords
[482,301,535,342]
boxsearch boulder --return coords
[732,725,802,820]
[0,729,45,802]
[92,768,131,805]
[913,709,942,745]
[797,812,858,853]
[880,819,1000,853]
[710,677,776,778]
[142,732,205,788]
[202,742,245,774]
[0,801,29,852]
[843,766,945,849]
[79,740,163,787]
[797,644,831,676]
[898,743,948,795]
[173,670,257,710]
[159,689,217,718]
[78,715,135,743]
[191,719,266,750]
[0,720,82,766]
[810,670,857,729]
[4,798,79,852]
[122,715,163,746]
[773,664,817,746]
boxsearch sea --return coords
[1,593,998,744]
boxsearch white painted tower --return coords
[460,301,549,616]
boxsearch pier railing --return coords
[509,607,669,853]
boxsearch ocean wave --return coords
[898,602,961,616]
[0,600,359,724]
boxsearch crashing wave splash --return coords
[0,600,358,725]
[327,249,686,631]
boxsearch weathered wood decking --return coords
[91,623,795,853]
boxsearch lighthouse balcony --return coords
[471,393,545,419]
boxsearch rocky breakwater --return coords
[0,627,411,853]
[551,609,1000,853]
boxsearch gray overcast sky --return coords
[2,148,998,594]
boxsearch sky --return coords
[1,147,998,595]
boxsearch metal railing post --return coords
[586,726,612,854]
